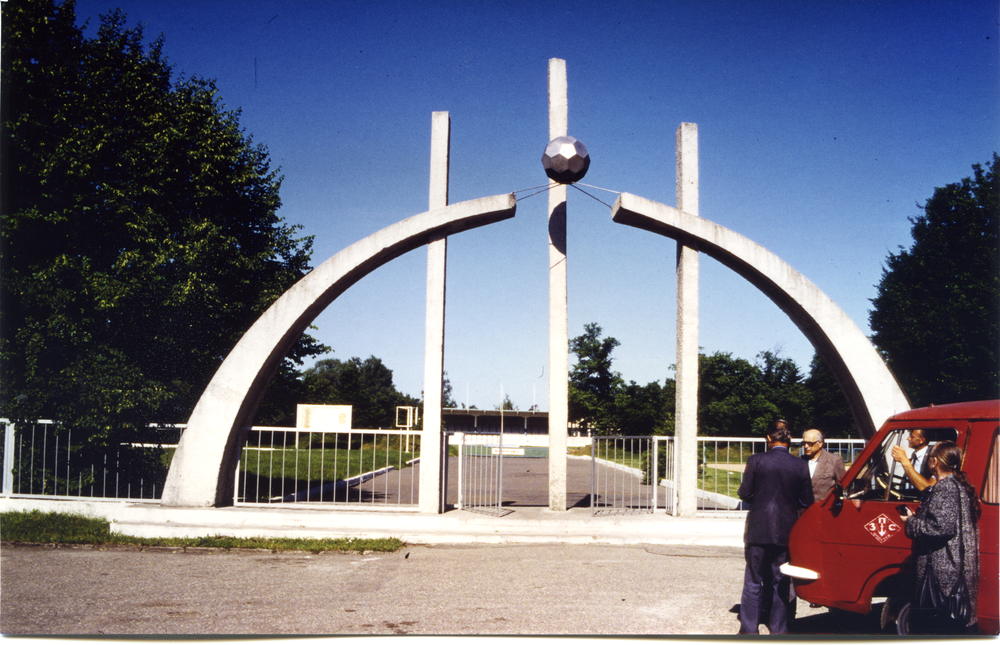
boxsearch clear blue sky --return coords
[71,0,999,411]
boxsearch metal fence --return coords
[589,435,867,515]
[1,418,868,515]
[688,436,866,512]
[0,419,179,501]
[453,432,508,516]
[591,436,672,516]
[234,427,421,507]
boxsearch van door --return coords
[977,425,999,634]
[816,426,959,612]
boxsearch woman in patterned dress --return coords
[901,440,980,634]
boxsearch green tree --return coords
[568,323,624,434]
[755,350,811,429]
[869,155,999,407]
[698,352,771,436]
[801,352,855,438]
[0,0,326,454]
[495,394,517,411]
[615,380,671,436]
[301,357,419,429]
[441,371,458,409]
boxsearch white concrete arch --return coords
[161,194,517,507]
[611,192,910,440]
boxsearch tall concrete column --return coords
[675,123,699,517]
[419,111,450,513]
[548,58,569,512]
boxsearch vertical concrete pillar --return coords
[675,123,699,517]
[548,58,569,512]
[419,111,450,513]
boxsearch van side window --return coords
[984,428,1000,505]
[844,427,957,502]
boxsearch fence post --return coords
[652,437,659,512]
[456,432,464,510]
[440,431,448,511]
[590,438,596,515]
[2,423,14,496]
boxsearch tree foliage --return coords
[301,357,419,430]
[495,394,517,411]
[803,353,855,438]
[568,322,858,437]
[0,1,326,446]
[568,323,625,433]
[869,154,999,407]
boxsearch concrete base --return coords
[0,497,744,547]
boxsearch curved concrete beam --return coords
[161,194,517,507]
[611,192,909,440]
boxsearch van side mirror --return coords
[832,482,844,511]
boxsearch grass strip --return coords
[0,510,403,553]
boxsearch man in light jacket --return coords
[801,428,846,504]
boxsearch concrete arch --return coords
[611,192,909,440]
[161,194,517,507]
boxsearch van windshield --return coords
[844,427,958,502]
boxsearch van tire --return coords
[895,602,911,635]
[881,596,905,632]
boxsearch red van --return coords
[783,400,999,634]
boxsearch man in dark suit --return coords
[737,419,814,634]
[801,428,846,503]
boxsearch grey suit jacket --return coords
[808,448,846,503]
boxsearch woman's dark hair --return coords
[930,440,981,521]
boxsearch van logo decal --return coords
[864,513,901,543]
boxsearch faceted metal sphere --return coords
[542,136,590,184]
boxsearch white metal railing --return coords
[0,419,180,501]
[1,418,868,514]
[453,431,508,517]
[234,427,421,507]
[589,435,866,516]
[689,436,866,513]
[591,436,669,516]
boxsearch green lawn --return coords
[236,443,417,502]
[0,510,403,552]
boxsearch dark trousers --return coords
[739,543,794,634]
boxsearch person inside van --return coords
[891,428,937,491]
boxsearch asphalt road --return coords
[1,542,884,636]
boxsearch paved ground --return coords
[342,454,695,513]
[1,542,886,636]
[0,451,890,636]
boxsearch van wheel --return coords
[880,596,905,632]
[895,602,911,635]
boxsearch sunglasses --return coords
[803,441,821,446]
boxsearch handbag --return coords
[915,484,973,632]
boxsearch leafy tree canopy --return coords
[0,0,327,443]
[495,393,517,411]
[869,154,999,407]
[803,352,855,438]
[301,357,419,430]
[567,322,852,438]
[569,323,625,433]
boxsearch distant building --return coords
[442,408,549,434]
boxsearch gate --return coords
[453,431,507,516]
[590,436,674,516]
